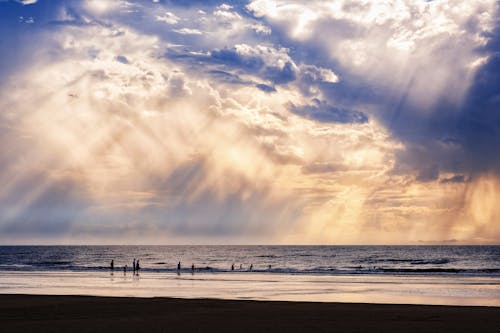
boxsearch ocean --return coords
[1,245,499,275]
[1,245,499,306]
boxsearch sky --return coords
[0,0,499,245]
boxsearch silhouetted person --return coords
[110,260,114,271]
[191,263,195,274]
[177,261,181,275]
[124,265,127,275]
[133,259,136,274]
[268,265,272,270]
[249,264,253,271]
[231,263,234,271]
[136,260,140,274]
[239,264,242,270]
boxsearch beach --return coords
[1,270,500,306]
[1,294,499,332]
[1,246,500,332]
[1,246,500,307]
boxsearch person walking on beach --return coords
[136,260,140,274]
[249,264,253,271]
[124,265,127,275]
[110,260,114,271]
[231,263,234,271]
[191,263,195,274]
[133,259,136,274]
[177,261,181,275]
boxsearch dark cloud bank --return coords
[390,15,500,179]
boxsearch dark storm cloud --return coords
[440,175,467,184]
[255,83,276,92]
[244,0,500,181]
[457,28,500,175]
[206,70,276,93]
[388,15,500,179]
[208,70,247,84]
[289,99,368,124]
[167,46,297,86]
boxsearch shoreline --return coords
[1,294,499,332]
[2,270,500,306]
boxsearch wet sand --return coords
[1,294,499,332]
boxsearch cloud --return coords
[302,162,343,174]
[440,175,467,184]
[16,0,37,5]
[173,27,202,35]
[289,99,368,124]
[84,0,120,14]
[209,44,297,84]
[299,64,339,83]
[248,0,500,178]
[255,83,276,92]
[156,11,179,24]
[166,42,342,93]
[0,0,498,244]
[416,164,439,182]
[0,15,398,243]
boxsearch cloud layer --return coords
[0,0,499,244]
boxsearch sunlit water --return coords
[0,246,499,306]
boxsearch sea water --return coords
[0,245,499,305]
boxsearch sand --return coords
[1,294,499,332]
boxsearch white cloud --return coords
[218,4,233,11]
[84,0,116,13]
[235,43,293,69]
[2,0,498,244]
[16,0,37,5]
[156,12,180,25]
[247,0,497,110]
[249,23,271,35]
[0,18,401,243]
[19,16,35,24]
[299,64,339,83]
[173,28,202,35]
[214,9,242,21]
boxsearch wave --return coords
[356,258,451,265]
[29,261,74,266]
[1,264,499,277]
[410,259,450,265]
